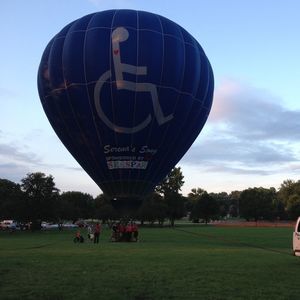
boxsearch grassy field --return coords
[0,224,299,300]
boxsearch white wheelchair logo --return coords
[94,27,173,134]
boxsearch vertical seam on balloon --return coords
[147,25,187,192]
[43,38,76,164]
[132,14,164,194]
[57,18,106,196]
[128,10,139,198]
[131,11,148,198]
[108,10,120,198]
[80,14,114,195]
[41,38,83,173]
[164,39,209,186]
[86,13,116,197]
[177,50,211,168]
[161,26,188,178]
[142,20,187,194]
[166,43,210,179]
[136,14,166,196]
[82,12,115,197]
[147,32,207,193]
[173,41,206,171]
[159,33,202,178]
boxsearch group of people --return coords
[87,222,101,243]
[111,221,139,242]
[74,221,139,243]
[74,222,101,244]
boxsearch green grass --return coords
[0,225,299,299]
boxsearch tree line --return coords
[1,168,300,228]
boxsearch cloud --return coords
[0,136,83,183]
[209,79,300,141]
[202,165,271,176]
[184,138,297,165]
[0,87,18,98]
[0,143,40,164]
[181,79,300,175]
[0,162,30,183]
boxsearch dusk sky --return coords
[1,0,300,197]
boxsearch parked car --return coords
[41,222,59,230]
[62,223,78,229]
[0,220,18,231]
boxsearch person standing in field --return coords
[132,222,139,242]
[87,224,93,241]
[94,222,101,244]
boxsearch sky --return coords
[0,0,300,197]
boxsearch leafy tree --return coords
[137,192,167,226]
[156,167,185,226]
[186,188,206,212]
[190,191,218,224]
[210,192,229,218]
[21,172,60,226]
[188,188,206,198]
[165,193,185,227]
[278,179,300,206]
[0,179,25,220]
[59,191,94,222]
[155,167,184,195]
[94,194,118,223]
[228,191,241,217]
[277,179,300,219]
[286,194,300,220]
[272,197,287,220]
[239,187,276,221]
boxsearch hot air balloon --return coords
[37,9,214,211]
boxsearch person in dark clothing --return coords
[111,223,119,242]
[74,230,84,243]
[132,222,139,242]
[94,223,101,244]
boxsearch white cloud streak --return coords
[182,79,300,176]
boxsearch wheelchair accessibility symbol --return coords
[94,27,173,134]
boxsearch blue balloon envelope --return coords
[38,10,214,206]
